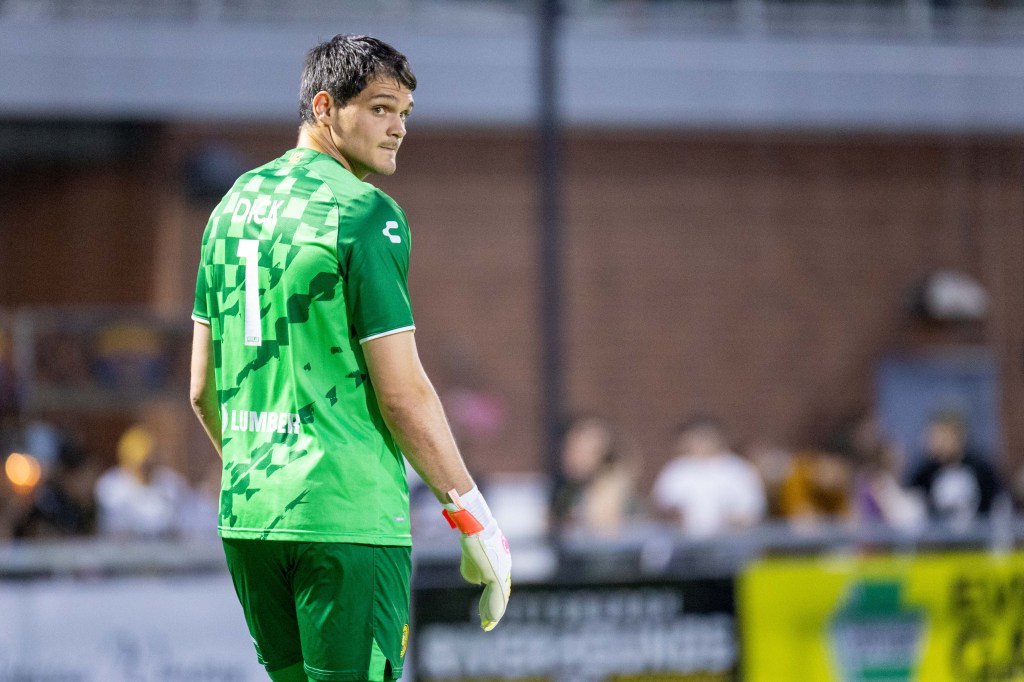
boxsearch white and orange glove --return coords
[442,486,512,631]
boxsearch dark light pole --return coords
[537,0,565,485]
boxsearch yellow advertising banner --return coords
[740,550,1024,682]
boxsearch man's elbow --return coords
[375,380,434,424]
[190,382,213,417]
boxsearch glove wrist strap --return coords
[442,485,493,535]
[442,508,484,534]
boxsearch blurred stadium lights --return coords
[4,452,42,493]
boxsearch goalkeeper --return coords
[189,34,510,682]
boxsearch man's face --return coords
[325,77,413,179]
[926,421,966,464]
[676,426,724,458]
[562,418,612,480]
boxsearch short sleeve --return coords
[338,190,415,343]
[192,244,211,325]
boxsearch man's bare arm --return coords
[362,330,473,502]
[365,329,510,631]
[190,321,222,458]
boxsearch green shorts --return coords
[222,539,411,682]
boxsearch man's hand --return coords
[443,487,511,631]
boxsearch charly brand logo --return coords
[401,624,410,657]
[383,221,402,244]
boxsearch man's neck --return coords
[296,123,354,175]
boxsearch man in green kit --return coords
[189,34,511,682]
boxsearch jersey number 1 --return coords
[237,239,263,347]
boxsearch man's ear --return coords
[312,91,334,122]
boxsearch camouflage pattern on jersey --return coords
[193,148,414,544]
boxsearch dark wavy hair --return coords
[298,34,417,124]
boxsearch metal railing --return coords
[3,516,1018,583]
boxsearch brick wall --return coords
[3,127,1021,489]
[381,129,1024,486]
[0,164,157,306]
[559,133,1023,485]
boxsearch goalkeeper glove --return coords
[442,486,512,631]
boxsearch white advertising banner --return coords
[0,573,266,681]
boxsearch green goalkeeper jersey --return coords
[193,148,414,545]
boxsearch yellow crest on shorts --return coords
[401,624,410,657]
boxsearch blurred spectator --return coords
[176,462,221,540]
[778,448,854,527]
[94,425,189,539]
[841,413,925,531]
[551,414,639,536]
[652,415,765,537]
[11,423,98,539]
[743,439,794,518]
[905,410,1001,528]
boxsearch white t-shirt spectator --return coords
[95,465,189,539]
[653,452,766,537]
